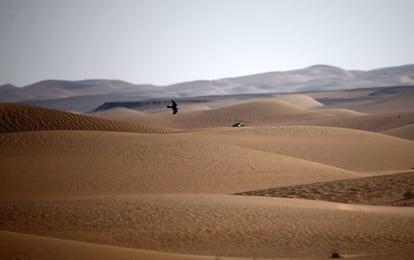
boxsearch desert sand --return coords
[1,92,414,260]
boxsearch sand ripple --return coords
[1,194,414,259]
[0,103,175,134]
[236,171,414,206]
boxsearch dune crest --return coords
[274,93,324,109]
[381,123,414,141]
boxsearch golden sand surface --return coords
[1,100,414,259]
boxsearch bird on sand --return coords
[166,99,178,114]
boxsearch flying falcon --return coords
[166,99,178,114]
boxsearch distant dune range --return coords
[1,77,414,259]
[1,64,414,112]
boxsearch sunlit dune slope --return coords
[307,86,414,113]
[313,108,364,117]
[274,94,323,109]
[2,125,414,201]
[89,107,147,120]
[0,130,359,201]
[91,98,339,129]
[1,195,414,259]
[199,126,414,172]
[172,99,314,128]
[0,103,175,134]
[307,110,414,133]
[381,123,414,141]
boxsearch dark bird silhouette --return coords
[166,99,178,114]
[232,122,245,127]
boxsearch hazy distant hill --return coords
[217,64,414,92]
[1,64,414,112]
[0,80,157,102]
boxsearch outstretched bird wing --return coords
[168,100,178,114]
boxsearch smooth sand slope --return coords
[382,123,414,141]
[1,103,414,259]
[0,129,364,201]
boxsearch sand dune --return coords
[306,110,414,133]
[91,106,148,119]
[2,102,414,259]
[343,91,414,113]
[307,86,414,114]
[1,195,413,259]
[169,99,319,128]
[273,93,323,109]
[1,109,414,202]
[236,171,414,206]
[88,96,414,140]
[198,126,414,172]
[0,129,361,201]
[0,231,230,260]
[0,103,174,134]
[90,98,340,129]
[313,108,365,117]
[382,123,414,141]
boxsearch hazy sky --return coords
[1,0,414,86]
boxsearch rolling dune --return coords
[1,195,414,259]
[90,97,342,129]
[273,93,323,109]
[167,99,320,128]
[2,102,414,259]
[236,171,414,206]
[197,126,414,172]
[88,96,414,142]
[306,110,414,133]
[307,86,414,114]
[0,231,228,260]
[0,129,361,201]
[381,123,414,141]
[342,91,414,113]
[0,103,175,134]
